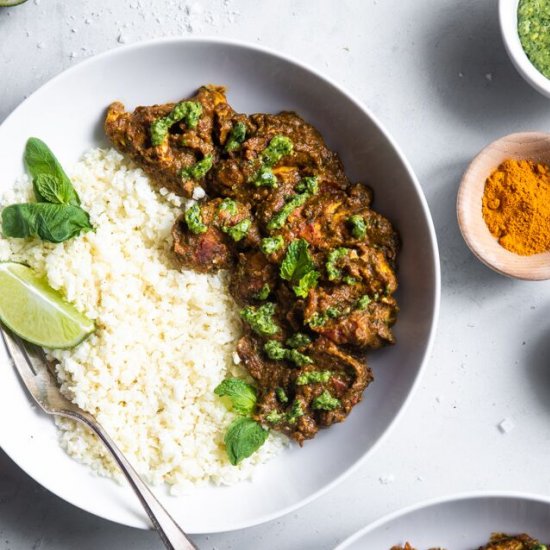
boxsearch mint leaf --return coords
[214,378,257,416]
[224,417,268,465]
[25,138,81,206]
[294,270,319,298]
[280,239,319,298]
[2,203,92,243]
[33,173,77,206]
[280,239,311,280]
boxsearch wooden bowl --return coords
[457,132,550,280]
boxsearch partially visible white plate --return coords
[0,38,439,533]
[336,493,550,549]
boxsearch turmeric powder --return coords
[482,159,550,255]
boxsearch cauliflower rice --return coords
[0,148,286,493]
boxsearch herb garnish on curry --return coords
[105,85,399,460]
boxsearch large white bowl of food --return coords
[0,37,439,533]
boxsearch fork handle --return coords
[67,412,197,550]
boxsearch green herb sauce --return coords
[275,387,289,403]
[348,215,367,239]
[265,410,284,423]
[225,121,247,152]
[261,135,293,166]
[251,165,278,188]
[263,340,313,367]
[254,283,271,300]
[356,294,372,310]
[222,218,251,242]
[180,155,213,181]
[260,235,284,254]
[296,370,332,385]
[326,247,351,281]
[295,176,319,195]
[312,390,341,411]
[285,332,312,349]
[240,302,280,336]
[286,400,304,424]
[518,0,550,79]
[218,198,238,215]
[184,204,207,234]
[150,101,202,146]
[249,135,293,188]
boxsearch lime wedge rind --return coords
[0,262,94,349]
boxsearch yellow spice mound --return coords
[482,159,550,256]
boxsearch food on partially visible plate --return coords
[391,532,548,550]
[105,85,399,446]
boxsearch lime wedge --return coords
[0,0,28,6]
[0,262,94,348]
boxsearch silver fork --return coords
[0,326,196,550]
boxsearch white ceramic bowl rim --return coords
[499,0,550,98]
[335,491,550,549]
[0,36,441,533]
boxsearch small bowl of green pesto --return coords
[500,0,550,98]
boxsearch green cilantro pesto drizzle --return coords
[254,283,271,300]
[225,121,247,152]
[348,215,368,239]
[250,135,294,188]
[184,204,207,234]
[218,198,238,215]
[221,218,251,242]
[267,177,319,230]
[275,387,289,403]
[180,155,213,181]
[260,235,284,254]
[240,302,280,336]
[263,340,313,367]
[518,0,550,79]
[150,101,202,146]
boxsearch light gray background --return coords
[2,1,550,549]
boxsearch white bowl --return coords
[337,492,550,549]
[499,0,550,98]
[0,37,440,533]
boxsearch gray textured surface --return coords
[2,1,550,549]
